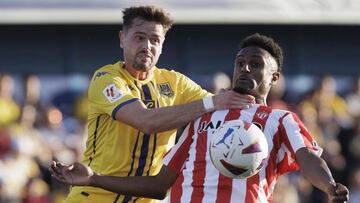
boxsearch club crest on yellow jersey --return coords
[158,82,174,97]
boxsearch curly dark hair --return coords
[122,5,173,33]
[240,33,283,71]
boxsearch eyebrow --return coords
[133,31,161,38]
[236,54,263,59]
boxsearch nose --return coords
[141,39,152,50]
[240,64,250,73]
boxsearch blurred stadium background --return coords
[0,0,359,202]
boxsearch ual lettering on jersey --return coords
[197,120,222,134]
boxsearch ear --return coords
[119,31,124,48]
[271,72,281,85]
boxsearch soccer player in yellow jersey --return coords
[63,5,254,203]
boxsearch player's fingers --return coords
[52,156,59,162]
[230,97,256,106]
[231,91,255,101]
[335,184,349,195]
[68,164,75,171]
[336,189,349,196]
[228,99,255,109]
[228,96,254,103]
[50,167,66,183]
[330,194,349,202]
[51,161,62,175]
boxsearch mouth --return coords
[137,51,152,58]
[234,76,256,94]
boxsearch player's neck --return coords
[256,97,267,105]
[124,65,153,81]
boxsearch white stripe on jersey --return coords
[282,114,307,153]
[162,124,191,167]
[262,110,288,155]
[230,179,247,203]
[180,117,202,203]
[203,110,229,203]
[261,110,287,197]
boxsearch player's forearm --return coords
[297,149,335,194]
[117,91,254,134]
[90,174,168,200]
[117,99,207,134]
[141,100,206,133]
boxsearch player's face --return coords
[120,18,165,72]
[232,46,279,99]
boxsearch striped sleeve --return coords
[282,112,322,156]
[163,122,195,174]
[277,112,323,175]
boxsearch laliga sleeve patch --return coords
[103,84,123,103]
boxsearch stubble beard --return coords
[233,78,257,94]
[132,58,153,72]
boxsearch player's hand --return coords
[213,89,255,110]
[50,159,94,186]
[327,182,349,203]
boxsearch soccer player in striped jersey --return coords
[60,5,254,203]
[50,33,349,203]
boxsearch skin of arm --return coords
[116,90,254,134]
[91,166,177,200]
[296,148,349,202]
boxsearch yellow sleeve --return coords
[88,71,139,119]
[176,73,212,104]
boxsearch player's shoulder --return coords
[90,61,126,84]
[154,67,186,79]
[247,105,295,119]
[270,107,302,124]
[91,62,120,79]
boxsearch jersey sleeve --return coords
[276,112,323,175]
[176,73,212,104]
[88,71,139,119]
[163,122,195,174]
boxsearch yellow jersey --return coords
[65,61,210,203]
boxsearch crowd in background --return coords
[0,72,359,203]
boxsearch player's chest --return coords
[125,80,176,108]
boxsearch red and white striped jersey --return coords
[163,105,322,203]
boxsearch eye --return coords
[134,35,144,41]
[251,62,259,68]
[250,60,262,69]
[237,60,246,67]
[150,37,160,45]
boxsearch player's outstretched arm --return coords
[50,160,178,200]
[116,90,254,134]
[296,148,349,203]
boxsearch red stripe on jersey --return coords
[190,113,212,203]
[166,122,195,174]
[243,120,251,130]
[264,114,287,200]
[215,109,241,203]
[264,131,281,200]
[246,174,260,203]
[278,113,300,175]
[167,123,196,203]
[171,173,184,203]
[245,105,272,203]
[168,122,194,203]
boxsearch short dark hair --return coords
[240,33,283,71]
[122,5,173,33]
